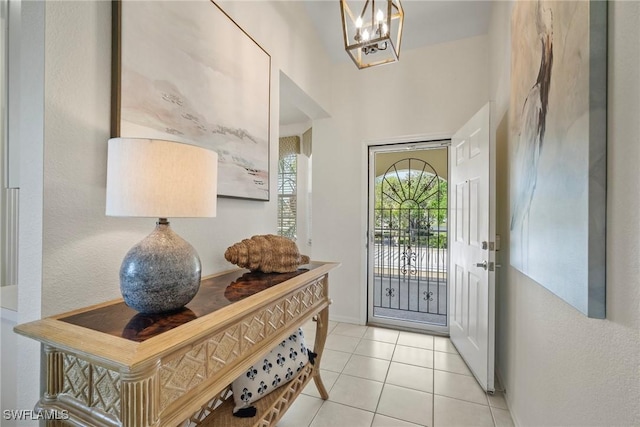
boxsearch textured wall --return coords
[11,0,332,413]
[40,1,331,317]
[489,1,640,425]
[313,36,490,323]
[13,0,45,414]
[1,311,17,427]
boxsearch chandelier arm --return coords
[386,0,391,27]
[359,0,371,24]
[370,0,375,33]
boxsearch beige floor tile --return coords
[354,339,396,360]
[364,327,400,344]
[491,407,515,427]
[332,322,368,338]
[433,395,494,427]
[342,354,391,382]
[276,393,323,427]
[433,337,458,354]
[328,374,384,412]
[397,332,434,350]
[302,369,340,398]
[312,324,518,427]
[392,345,434,368]
[325,334,360,353]
[327,321,338,334]
[301,319,317,336]
[433,370,488,405]
[386,362,434,393]
[376,384,433,426]
[304,332,317,348]
[309,401,374,427]
[433,351,472,376]
[372,414,425,427]
[488,390,508,409]
[320,349,351,373]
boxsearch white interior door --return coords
[449,102,495,392]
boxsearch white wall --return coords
[41,0,331,318]
[1,309,17,427]
[489,1,640,425]
[10,0,332,416]
[313,36,489,323]
[13,0,45,417]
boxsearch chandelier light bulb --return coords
[376,9,384,23]
[356,16,363,28]
[382,23,388,35]
[362,28,370,41]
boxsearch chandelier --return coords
[340,0,404,69]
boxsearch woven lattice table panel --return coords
[198,363,315,427]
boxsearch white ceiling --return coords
[303,0,493,63]
[280,0,494,126]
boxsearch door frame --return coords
[364,135,452,335]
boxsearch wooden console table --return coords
[14,262,339,426]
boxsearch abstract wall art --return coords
[509,0,607,318]
[112,1,271,201]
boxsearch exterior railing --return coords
[372,242,448,326]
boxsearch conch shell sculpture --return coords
[224,234,311,273]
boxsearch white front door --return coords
[449,102,495,392]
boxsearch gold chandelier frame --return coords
[340,0,404,69]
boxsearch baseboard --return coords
[328,314,363,325]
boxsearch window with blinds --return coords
[278,136,300,240]
[277,153,297,239]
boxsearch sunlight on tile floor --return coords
[277,321,515,427]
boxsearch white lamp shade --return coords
[106,138,218,218]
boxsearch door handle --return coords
[475,261,488,270]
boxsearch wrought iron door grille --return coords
[372,158,447,326]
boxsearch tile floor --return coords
[277,321,515,427]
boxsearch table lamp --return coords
[106,137,218,314]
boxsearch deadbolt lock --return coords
[482,241,496,251]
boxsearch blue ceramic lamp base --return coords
[120,218,201,314]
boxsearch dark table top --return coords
[60,266,315,342]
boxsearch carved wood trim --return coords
[16,263,338,427]
[158,277,326,419]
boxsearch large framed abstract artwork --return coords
[509,0,607,318]
[112,1,271,201]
